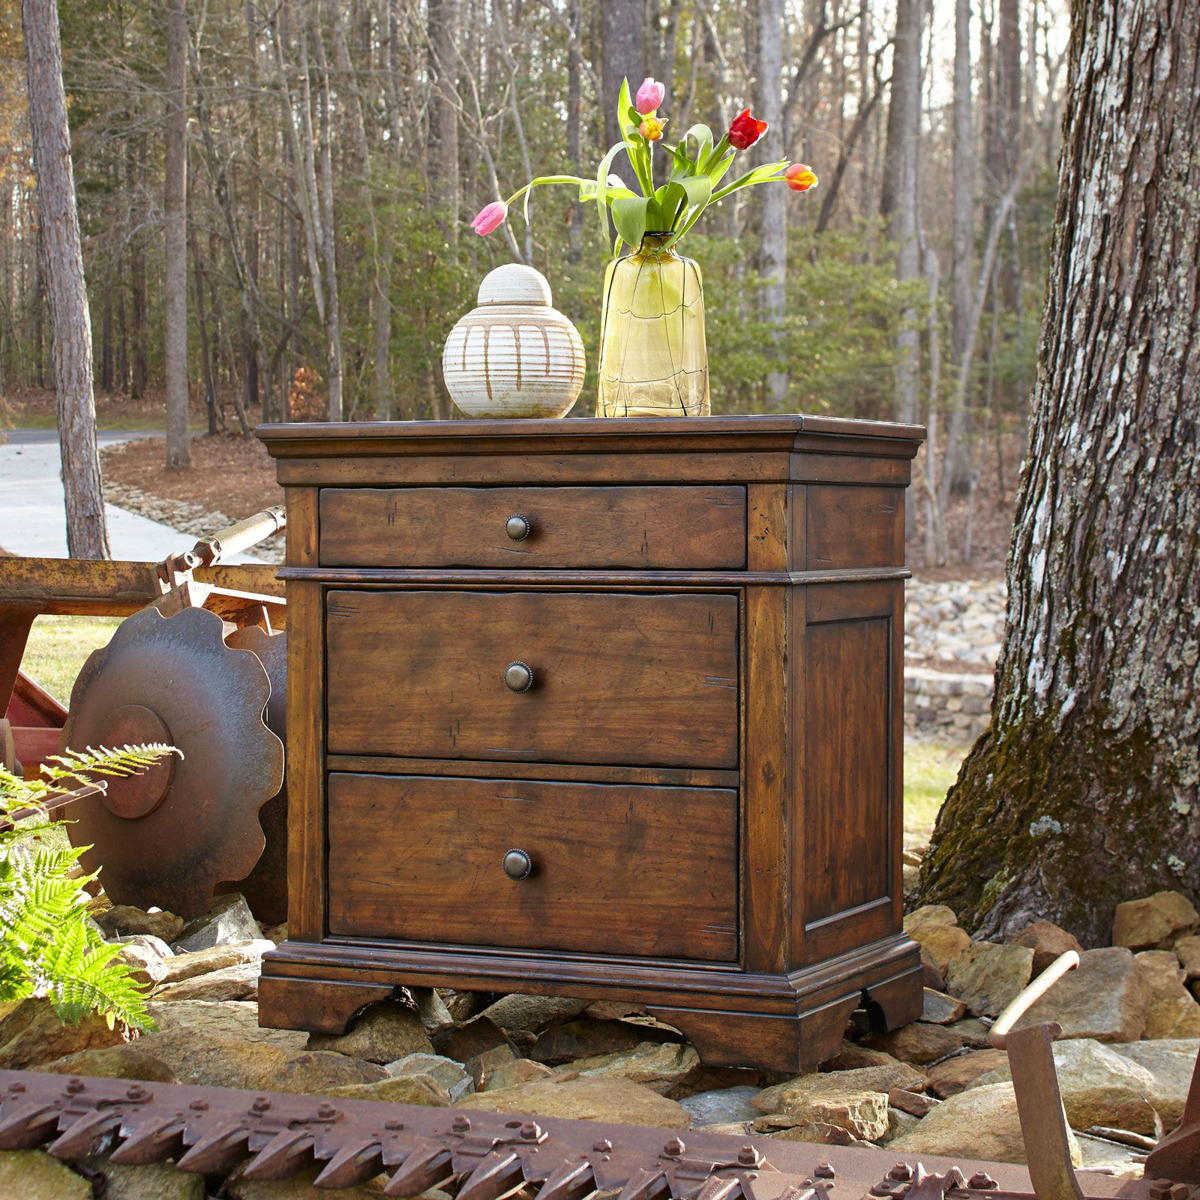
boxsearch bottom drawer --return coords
[326,773,739,962]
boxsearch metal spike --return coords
[617,1167,672,1200]
[174,1120,252,1173]
[537,1158,597,1200]
[313,1137,385,1189]
[693,1176,743,1200]
[241,1129,317,1180]
[0,1102,62,1150]
[46,1109,122,1160]
[456,1151,525,1200]
[384,1143,456,1197]
[108,1115,187,1165]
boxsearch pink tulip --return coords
[471,201,508,236]
[635,77,665,115]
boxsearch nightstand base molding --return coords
[258,934,922,1072]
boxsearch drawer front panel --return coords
[325,589,739,769]
[318,485,747,569]
[326,773,739,961]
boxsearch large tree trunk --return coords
[917,0,1200,945]
[22,0,110,559]
[164,0,190,469]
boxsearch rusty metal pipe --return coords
[190,506,286,568]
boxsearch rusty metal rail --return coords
[0,1068,1163,1199]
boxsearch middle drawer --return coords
[325,589,739,769]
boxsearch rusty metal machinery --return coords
[0,511,289,921]
[2,954,1194,1198]
[0,1060,1189,1200]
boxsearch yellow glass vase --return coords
[596,234,710,417]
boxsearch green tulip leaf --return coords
[611,195,650,248]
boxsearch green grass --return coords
[904,740,970,846]
[22,616,122,704]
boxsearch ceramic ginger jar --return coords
[443,264,585,418]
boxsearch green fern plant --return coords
[0,744,182,1032]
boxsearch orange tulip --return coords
[639,116,665,142]
[785,163,818,192]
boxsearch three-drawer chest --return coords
[256,415,925,1072]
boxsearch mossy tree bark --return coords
[917,0,1200,946]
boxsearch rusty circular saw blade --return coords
[217,625,288,926]
[62,605,284,919]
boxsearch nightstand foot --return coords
[862,962,925,1032]
[258,974,398,1035]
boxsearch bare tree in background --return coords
[756,0,787,405]
[918,0,1200,943]
[164,0,190,468]
[880,0,924,426]
[601,0,644,188]
[22,0,110,558]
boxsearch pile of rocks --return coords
[905,579,1006,669]
[2,890,1198,1198]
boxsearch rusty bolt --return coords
[968,1173,998,1190]
[738,1146,760,1167]
[663,1137,686,1157]
[125,1085,147,1101]
[1147,1186,1170,1200]
[317,1103,337,1119]
[593,1140,613,1153]
[385,1119,404,1131]
[190,1100,208,1111]
[251,1097,271,1114]
[814,1163,836,1179]
[453,1116,472,1133]
[65,1079,85,1095]
[1167,1187,1191,1200]
[7,1082,24,1093]
[521,1121,542,1141]
[888,1163,913,1182]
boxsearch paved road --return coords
[0,429,262,561]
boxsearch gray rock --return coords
[145,1000,307,1051]
[96,906,184,943]
[41,1045,176,1083]
[460,1076,691,1128]
[386,1051,474,1102]
[925,1049,1009,1099]
[0,1150,91,1199]
[1110,1038,1199,1127]
[481,1058,556,1091]
[82,1157,205,1200]
[921,988,968,1024]
[1010,920,1084,975]
[865,1021,967,1065]
[890,1081,1082,1166]
[325,1075,452,1105]
[945,942,1034,1017]
[157,941,272,987]
[172,894,261,953]
[1136,951,1200,1039]
[0,998,130,1069]
[268,1051,388,1095]
[1013,947,1149,1042]
[433,1015,515,1063]
[113,936,174,987]
[557,1041,701,1095]
[308,1000,433,1064]
[1112,891,1199,951]
[531,1018,646,1064]
[680,1086,761,1126]
[903,905,959,937]
[411,987,456,1035]
[480,993,589,1034]
[965,1037,1160,1136]
[1176,935,1200,981]
[154,962,260,1002]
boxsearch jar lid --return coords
[477,263,552,307]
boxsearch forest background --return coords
[0,0,1063,566]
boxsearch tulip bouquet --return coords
[472,76,816,253]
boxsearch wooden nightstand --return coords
[256,415,924,1073]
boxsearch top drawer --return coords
[318,485,746,570]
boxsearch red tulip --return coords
[728,109,768,151]
[785,163,818,192]
[470,201,508,236]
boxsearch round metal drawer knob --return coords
[503,848,533,880]
[504,661,534,693]
[506,514,532,541]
